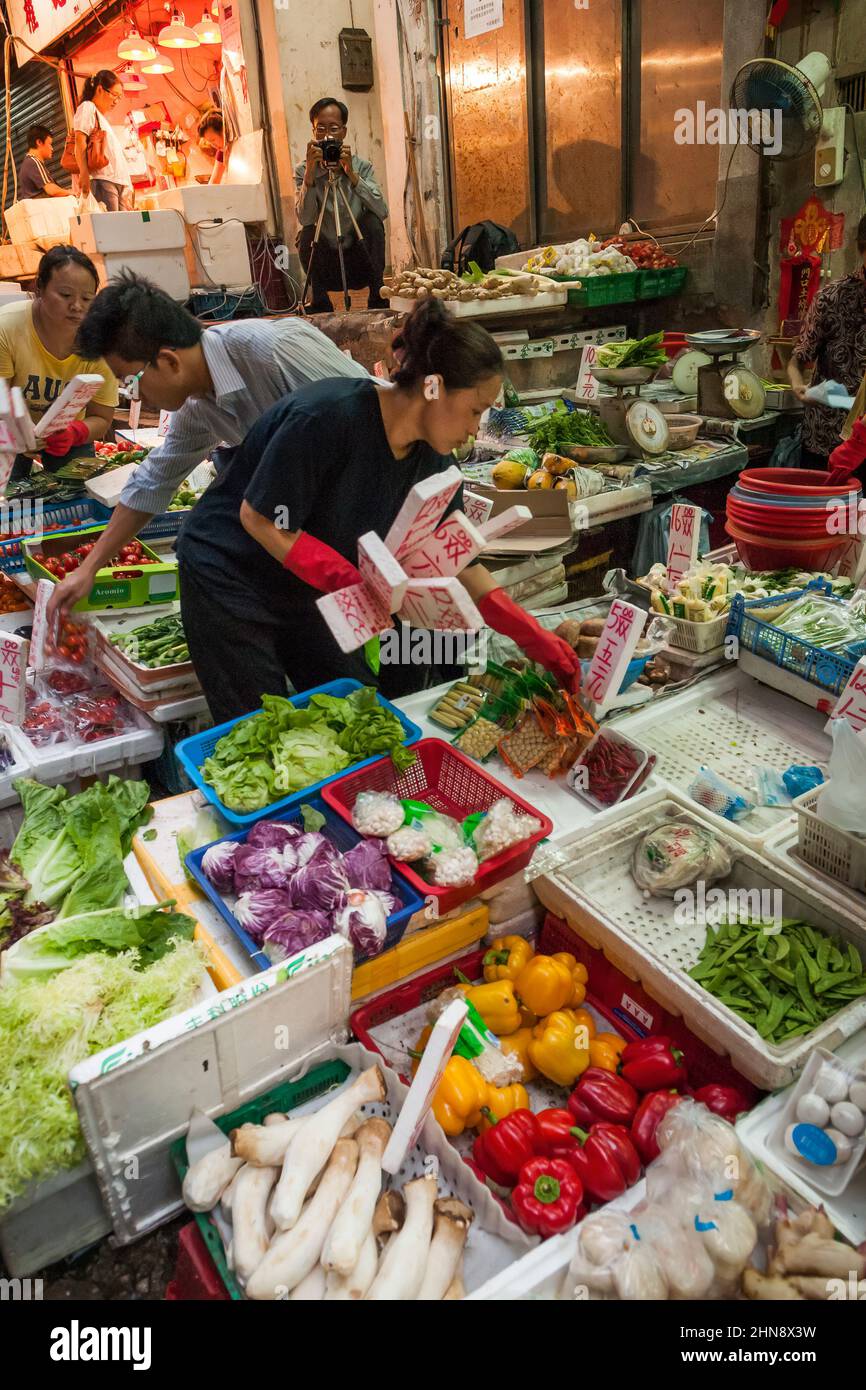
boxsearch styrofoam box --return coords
[152,182,267,225]
[3,196,76,246]
[532,785,866,1091]
[70,209,186,255]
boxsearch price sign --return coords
[157,410,172,438]
[0,631,29,725]
[463,491,494,527]
[665,503,702,586]
[584,599,647,711]
[826,658,866,735]
[128,398,142,432]
[576,344,600,402]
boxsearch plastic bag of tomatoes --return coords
[21,682,73,747]
[42,613,93,670]
[65,687,135,742]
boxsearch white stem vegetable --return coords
[372,1189,405,1242]
[289,1265,327,1300]
[220,1166,243,1221]
[324,1232,378,1300]
[263,1111,288,1126]
[322,1118,391,1276]
[366,1176,437,1301]
[443,1259,465,1301]
[246,1140,358,1300]
[231,1118,307,1167]
[182,1141,244,1212]
[416,1199,473,1301]
[270,1067,385,1231]
[232,1164,279,1284]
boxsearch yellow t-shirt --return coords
[0,300,118,428]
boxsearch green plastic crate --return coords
[23,525,179,612]
[564,270,640,307]
[169,1058,351,1299]
[637,265,688,300]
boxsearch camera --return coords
[317,137,343,167]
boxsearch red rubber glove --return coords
[478,588,581,690]
[41,419,90,457]
[282,531,362,593]
[827,418,866,483]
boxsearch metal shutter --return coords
[1,57,66,213]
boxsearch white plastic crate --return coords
[612,665,830,848]
[0,728,30,808]
[666,611,729,654]
[532,787,866,1090]
[793,784,866,897]
[762,816,866,923]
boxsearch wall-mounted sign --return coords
[464,0,504,41]
[8,0,89,65]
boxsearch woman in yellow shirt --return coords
[0,245,118,481]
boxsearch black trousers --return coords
[297,209,386,310]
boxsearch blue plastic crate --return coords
[175,677,423,827]
[0,502,106,574]
[89,500,190,542]
[727,582,864,699]
[185,796,423,971]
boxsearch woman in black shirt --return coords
[177,300,581,722]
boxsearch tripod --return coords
[301,166,376,314]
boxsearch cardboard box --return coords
[473,483,573,555]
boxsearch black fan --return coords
[729,53,828,159]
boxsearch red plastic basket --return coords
[321,738,553,914]
[165,1222,231,1301]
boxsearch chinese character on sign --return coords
[576,344,599,401]
[584,600,647,712]
[827,658,866,735]
[23,0,38,30]
[665,503,702,585]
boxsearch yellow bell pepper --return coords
[588,1037,622,1071]
[528,1010,591,1087]
[569,1006,596,1046]
[497,1026,539,1082]
[519,1002,538,1029]
[432,1056,490,1136]
[464,979,522,1036]
[595,1031,626,1060]
[483,935,534,983]
[552,952,589,1008]
[515,954,574,1017]
[477,1082,530,1130]
[410,1024,433,1076]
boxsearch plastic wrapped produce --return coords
[423,846,479,888]
[351,791,405,837]
[386,827,433,862]
[472,799,541,862]
[648,1099,771,1228]
[631,821,733,897]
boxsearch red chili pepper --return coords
[568,1068,639,1129]
[567,1123,641,1203]
[630,1089,683,1164]
[471,1109,539,1188]
[511,1156,585,1237]
[692,1084,750,1124]
[618,1036,687,1091]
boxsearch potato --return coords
[555,620,583,649]
[578,636,599,659]
[580,618,607,637]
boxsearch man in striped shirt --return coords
[48,270,368,619]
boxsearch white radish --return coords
[231,1118,307,1167]
[246,1140,358,1300]
[416,1198,473,1301]
[270,1067,385,1231]
[322,1118,391,1276]
[182,1141,243,1212]
[366,1176,437,1301]
[324,1233,378,1300]
[289,1265,327,1300]
[232,1164,279,1283]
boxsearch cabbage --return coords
[246,820,303,850]
[342,838,392,892]
[283,831,337,872]
[232,844,294,893]
[201,840,241,894]
[334,889,387,959]
[271,729,351,793]
[234,889,294,941]
[289,856,350,914]
[200,756,276,814]
[261,909,332,965]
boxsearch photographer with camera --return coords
[295,97,388,313]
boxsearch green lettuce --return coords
[271,728,350,793]
[201,755,276,813]
[1,904,196,983]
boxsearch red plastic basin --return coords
[725,519,850,571]
[739,468,862,498]
[726,504,839,535]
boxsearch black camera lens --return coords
[318,137,343,164]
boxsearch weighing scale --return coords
[684,329,766,420]
[592,366,672,459]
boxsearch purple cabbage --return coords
[233,844,294,894]
[201,840,241,895]
[261,908,332,965]
[334,889,388,959]
[342,838,392,892]
[234,888,294,942]
[282,831,337,872]
[288,856,350,914]
[246,820,303,850]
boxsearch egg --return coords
[829,1101,866,1137]
[825,1128,854,1165]
[847,1079,866,1112]
[796,1093,830,1128]
[813,1064,848,1105]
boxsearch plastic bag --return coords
[65,687,134,742]
[688,766,754,821]
[470,798,541,862]
[649,1099,772,1228]
[75,192,103,216]
[21,682,72,747]
[631,820,733,897]
[816,719,866,835]
[782,764,824,799]
[749,767,792,808]
[351,790,404,837]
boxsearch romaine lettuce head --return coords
[1,905,196,984]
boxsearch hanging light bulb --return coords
[158,7,200,47]
[117,26,157,62]
[120,63,148,92]
[140,52,176,73]
[193,8,221,43]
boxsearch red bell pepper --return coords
[618,1036,687,1091]
[533,1107,584,1165]
[471,1108,539,1188]
[568,1067,639,1129]
[692,1083,750,1124]
[511,1156,585,1237]
[630,1089,683,1164]
[567,1123,641,1204]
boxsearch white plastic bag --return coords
[75,192,103,216]
[816,718,866,835]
